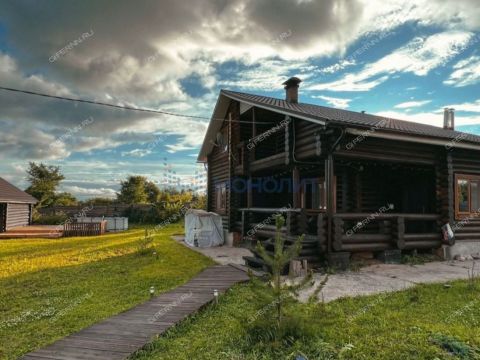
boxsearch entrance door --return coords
[0,204,6,233]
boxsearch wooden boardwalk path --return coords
[22,265,249,360]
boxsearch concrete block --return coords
[445,241,480,260]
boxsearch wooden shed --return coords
[0,177,37,232]
[198,78,480,267]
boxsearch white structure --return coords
[184,209,224,248]
[76,217,128,232]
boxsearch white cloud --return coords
[313,95,352,109]
[394,100,431,109]
[310,31,475,91]
[121,148,152,157]
[444,55,480,87]
[317,59,356,75]
[218,59,315,91]
[61,185,117,198]
[375,110,480,127]
[442,99,480,113]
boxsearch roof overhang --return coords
[197,93,231,163]
[0,200,37,204]
[346,127,480,151]
[197,91,326,162]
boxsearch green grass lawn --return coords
[0,224,214,359]
[133,279,480,360]
[2,227,480,360]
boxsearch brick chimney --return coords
[443,108,455,130]
[282,77,302,103]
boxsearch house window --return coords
[219,127,228,153]
[300,178,335,211]
[455,174,480,219]
[216,183,227,213]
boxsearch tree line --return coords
[25,162,206,223]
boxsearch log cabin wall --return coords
[207,100,240,231]
[449,148,480,242]
[229,102,242,231]
[207,102,480,252]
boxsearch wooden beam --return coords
[447,152,454,224]
[292,166,300,208]
[325,154,334,253]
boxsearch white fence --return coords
[75,217,129,232]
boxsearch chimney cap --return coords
[282,77,302,87]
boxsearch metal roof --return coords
[0,177,38,204]
[197,89,480,162]
[222,90,480,144]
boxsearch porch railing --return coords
[238,208,327,253]
[332,213,442,252]
[237,209,443,254]
[64,220,107,237]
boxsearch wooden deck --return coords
[21,265,250,360]
[0,225,63,239]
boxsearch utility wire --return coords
[0,85,275,124]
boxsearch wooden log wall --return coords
[6,203,31,230]
[207,101,240,231]
[449,149,480,242]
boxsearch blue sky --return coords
[0,0,479,199]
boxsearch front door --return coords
[0,204,6,233]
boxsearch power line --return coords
[0,85,275,124]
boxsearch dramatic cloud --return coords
[442,99,480,113]
[310,31,475,92]
[394,100,432,109]
[1,0,480,198]
[314,95,352,109]
[376,110,480,127]
[444,55,480,87]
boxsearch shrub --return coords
[136,229,155,255]
[430,333,480,359]
[33,213,69,225]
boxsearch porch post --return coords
[447,153,454,225]
[292,166,300,208]
[325,153,334,253]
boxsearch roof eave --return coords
[346,127,480,151]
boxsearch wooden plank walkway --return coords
[21,265,250,360]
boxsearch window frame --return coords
[455,173,480,220]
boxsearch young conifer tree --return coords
[249,214,327,335]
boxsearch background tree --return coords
[117,176,160,204]
[82,197,117,206]
[144,181,161,203]
[25,162,65,208]
[53,192,78,206]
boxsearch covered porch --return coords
[235,156,443,263]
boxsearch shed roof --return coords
[0,177,38,204]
